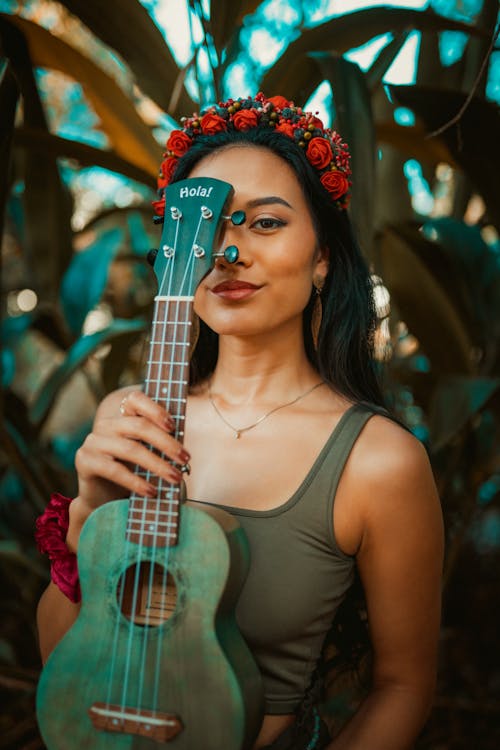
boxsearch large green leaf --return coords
[365,30,411,91]
[380,224,475,374]
[268,53,376,258]
[3,13,161,175]
[29,319,147,430]
[390,221,484,347]
[420,218,500,355]
[388,86,500,232]
[13,127,155,188]
[429,375,500,451]
[209,0,261,61]
[57,0,196,119]
[311,54,376,259]
[260,7,484,97]
[60,227,125,336]
[0,18,74,301]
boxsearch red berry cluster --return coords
[153,92,352,216]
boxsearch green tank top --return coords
[206,403,379,715]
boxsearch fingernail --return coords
[170,468,183,483]
[164,416,175,430]
[178,449,190,463]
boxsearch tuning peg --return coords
[222,210,246,226]
[147,248,158,266]
[213,245,239,263]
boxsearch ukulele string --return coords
[136,217,183,713]
[135,295,173,711]
[151,222,200,713]
[139,210,200,713]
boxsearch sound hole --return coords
[117,562,177,626]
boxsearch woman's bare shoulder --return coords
[335,411,441,555]
[352,411,431,480]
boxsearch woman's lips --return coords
[211,280,261,300]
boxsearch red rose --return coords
[200,113,227,135]
[268,95,290,110]
[166,129,192,157]
[152,196,166,216]
[306,137,333,170]
[275,122,295,138]
[320,170,350,200]
[159,156,178,187]
[232,109,259,131]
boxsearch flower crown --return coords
[154,93,352,216]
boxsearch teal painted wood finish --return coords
[37,500,263,749]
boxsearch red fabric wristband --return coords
[35,493,81,603]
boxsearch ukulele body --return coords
[36,498,263,749]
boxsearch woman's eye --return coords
[251,217,286,230]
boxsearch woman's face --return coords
[189,145,328,338]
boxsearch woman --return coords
[36,93,444,749]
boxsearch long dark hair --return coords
[170,127,384,407]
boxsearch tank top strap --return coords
[326,402,380,488]
[316,402,384,554]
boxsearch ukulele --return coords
[36,177,263,749]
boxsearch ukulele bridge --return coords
[89,702,183,743]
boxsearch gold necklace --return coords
[208,381,325,439]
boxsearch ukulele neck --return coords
[127,296,194,548]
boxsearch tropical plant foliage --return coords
[1,0,499,747]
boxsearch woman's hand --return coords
[67,388,190,551]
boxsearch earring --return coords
[190,313,200,358]
[311,280,324,350]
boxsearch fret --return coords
[132,506,178,516]
[154,295,193,302]
[146,378,189,393]
[129,501,179,509]
[147,378,188,385]
[134,469,180,479]
[129,508,179,518]
[145,361,189,368]
[149,372,189,378]
[152,320,192,326]
[127,529,177,540]
[150,396,186,403]
[130,502,180,511]
[127,519,177,534]
[148,341,191,347]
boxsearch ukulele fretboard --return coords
[128,297,193,547]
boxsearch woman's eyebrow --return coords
[245,196,294,210]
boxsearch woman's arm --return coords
[330,417,444,750]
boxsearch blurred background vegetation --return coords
[0,0,499,747]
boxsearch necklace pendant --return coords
[235,431,241,439]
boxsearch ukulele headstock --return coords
[153,178,234,298]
